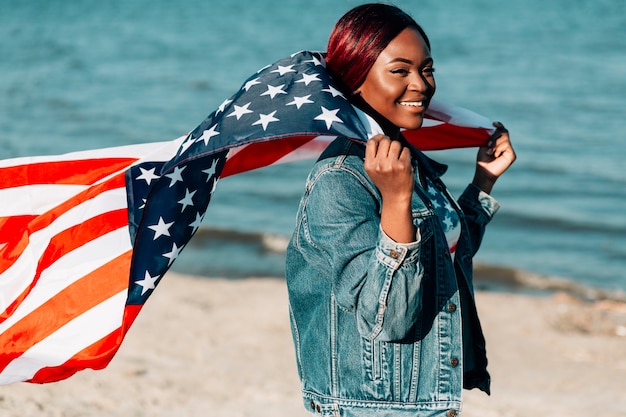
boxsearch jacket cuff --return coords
[459,183,501,222]
[375,226,421,269]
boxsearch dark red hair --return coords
[326,3,430,93]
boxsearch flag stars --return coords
[136,167,160,185]
[443,216,454,230]
[148,217,174,240]
[253,110,279,131]
[296,73,321,86]
[163,243,183,266]
[178,188,197,212]
[304,55,325,67]
[322,85,344,98]
[261,84,287,99]
[165,165,186,187]
[314,107,343,129]
[216,98,233,114]
[135,271,160,296]
[178,135,196,155]
[243,77,261,91]
[189,212,204,234]
[197,124,220,146]
[202,159,219,182]
[286,94,314,109]
[227,102,254,120]
[271,65,296,76]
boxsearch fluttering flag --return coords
[0,51,493,384]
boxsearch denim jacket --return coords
[285,135,500,417]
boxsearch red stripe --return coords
[0,208,129,323]
[220,135,315,177]
[0,251,132,375]
[0,172,127,275]
[0,157,138,189]
[28,304,143,383]
[0,215,37,239]
[405,124,490,151]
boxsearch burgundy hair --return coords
[326,3,430,93]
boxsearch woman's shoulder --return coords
[305,137,377,196]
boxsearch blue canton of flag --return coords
[125,51,369,304]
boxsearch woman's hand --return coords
[473,122,516,194]
[364,134,416,243]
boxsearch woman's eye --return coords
[390,68,409,75]
[422,67,436,76]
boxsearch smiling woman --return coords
[285,3,516,416]
[355,28,436,132]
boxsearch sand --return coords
[2,272,625,417]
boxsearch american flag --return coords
[0,51,493,384]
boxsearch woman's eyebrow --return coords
[387,56,433,65]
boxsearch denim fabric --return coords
[286,137,499,417]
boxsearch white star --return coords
[314,107,343,129]
[226,102,254,120]
[252,111,279,131]
[322,85,344,98]
[304,55,325,67]
[444,201,454,212]
[189,212,204,234]
[261,84,287,99]
[428,185,437,196]
[271,65,296,76]
[178,135,195,155]
[148,216,174,240]
[243,77,261,91]
[296,73,321,86]
[216,98,233,114]
[139,198,147,209]
[163,243,183,266]
[197,124,220,146]
[136,167,160,185]
[165,165,186,187]
[211,177,219,193]
[443,216,454,230]
[431,199,441,209]
[178,188,197,212]
[135,271,160,296]
[286,94,314,109]
[203,159,218,182]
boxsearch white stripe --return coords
[272,135,335,165]
[426,99,492,128]
[0,140,178,169]
[0,184,87,217]
[0,187,128,313]
[0,290,127,384]
[0,227,131,334]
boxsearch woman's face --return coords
[355,28,435,130]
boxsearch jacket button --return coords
[447,303,457,312]
[447,410,457,417]
[450,357,459,367]
[389,249,399,259]
[310,401,316,410]
[316,404,322,413]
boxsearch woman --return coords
[285,3,516,417]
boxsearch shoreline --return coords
[1,272,625,417]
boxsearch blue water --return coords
[1,0,625,293]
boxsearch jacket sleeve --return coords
[457,183,500,257]
[295,162,426,342]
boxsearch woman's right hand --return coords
[364,134,416,243]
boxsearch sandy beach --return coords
[2,272,625,417]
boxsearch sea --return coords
[1,0,624,297]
